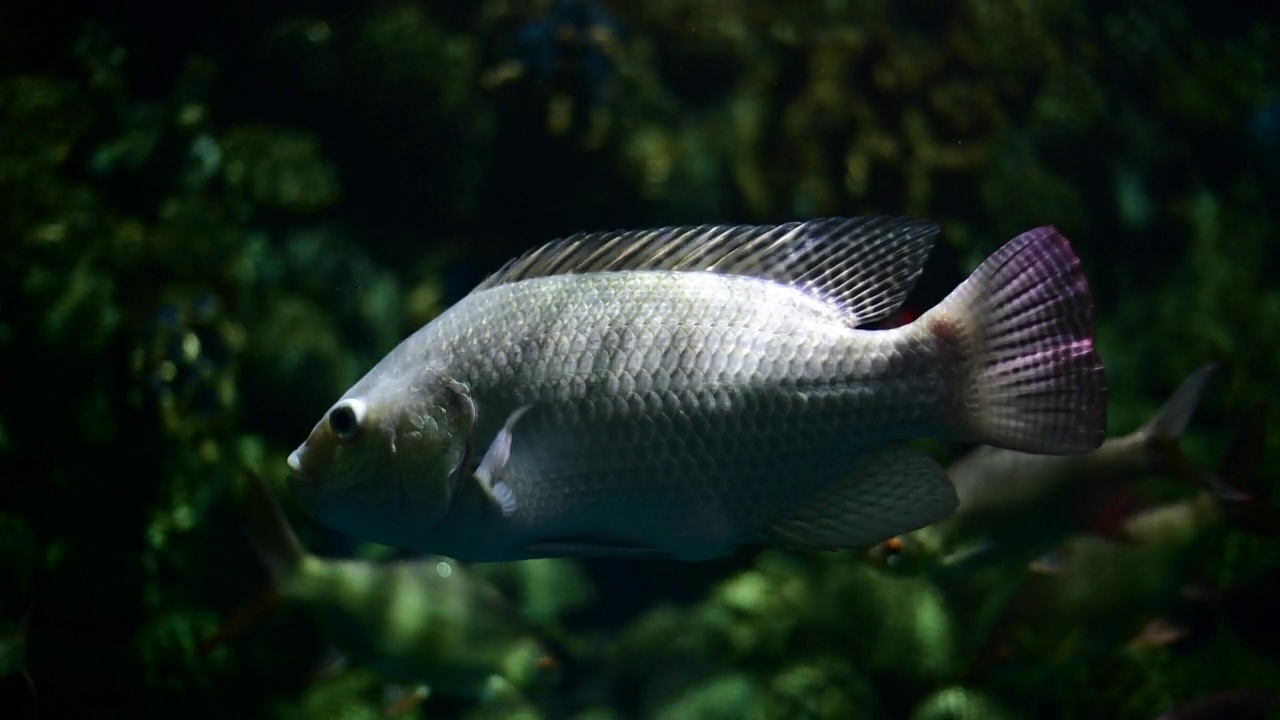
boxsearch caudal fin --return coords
[926,226,1107,454]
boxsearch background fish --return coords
[207,470,559,713]
[286,216,1108,562]
[974,402,1280,671]
[868,363,1218,577]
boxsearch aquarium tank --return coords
[1,1,1278,718]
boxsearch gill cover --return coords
[398,375,478,533]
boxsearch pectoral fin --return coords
[474,405,532,517]
[762,445,958,551]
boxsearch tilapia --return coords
[286,216,1108,562]
[868,363,1217,576]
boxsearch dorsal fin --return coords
[471,216,940,326]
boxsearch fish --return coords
[867,363,1217,576]
[205,469,560,710]
[973,402,1280,671]
[285,216,1108,562]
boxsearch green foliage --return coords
[0,1,1276,718]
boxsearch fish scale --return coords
[286,217,1107,562]
[394,272,958,561]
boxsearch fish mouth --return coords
[286,450,307,482]
[287,449,303,474]
[287,440,322,474]
[285,448,320,492]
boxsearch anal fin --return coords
[763,445,958,551]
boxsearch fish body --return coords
[870,364,1217,576]
[287,217,1107,562]
[385,270,948,563]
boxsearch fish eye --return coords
[327,399,367,442]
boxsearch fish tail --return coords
[924,226,1108,454]
[1138,363,1217,489]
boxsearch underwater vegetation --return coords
[1,0,1278,718]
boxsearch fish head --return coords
[286,368,476,547]
[865,532,941,576]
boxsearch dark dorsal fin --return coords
[471,216,939,327]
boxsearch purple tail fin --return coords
[926,226,1108,454]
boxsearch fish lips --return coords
[286,441,338,494]
[286,435,321,475]
[286,446,307,478]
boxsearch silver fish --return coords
[868,363,1217,576]
[286,216,1108,562]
